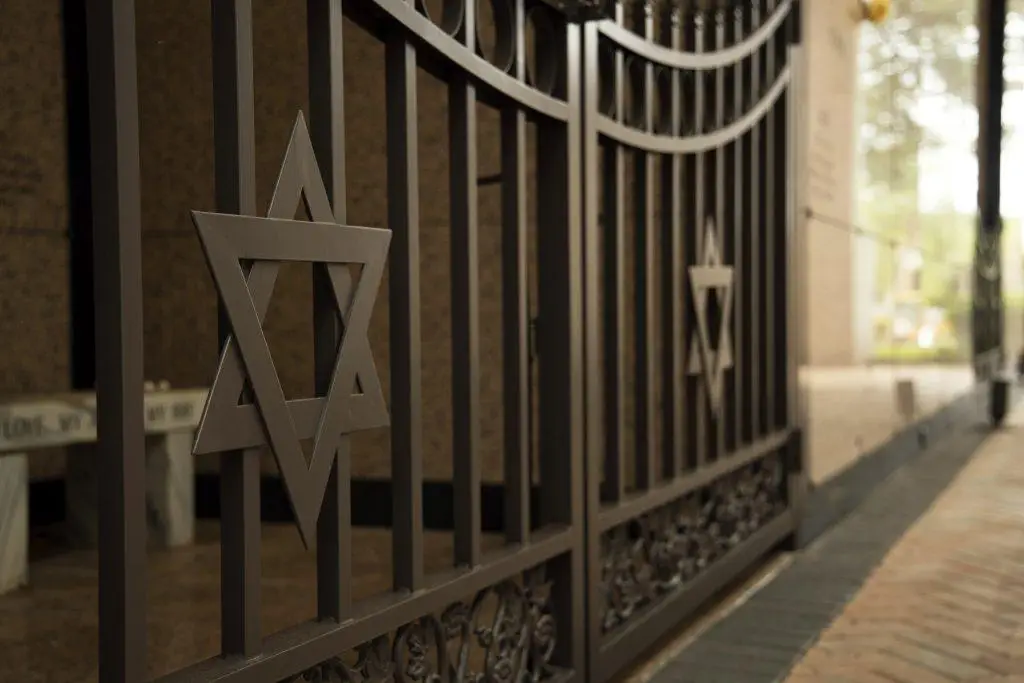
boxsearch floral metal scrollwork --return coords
[282,568,558,683]
[600,454,787,633]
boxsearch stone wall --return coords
[1,0,527,483]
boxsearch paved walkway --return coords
[786,412,1024,683]
[649,400,1020,683]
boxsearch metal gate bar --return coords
[85,0,147,680]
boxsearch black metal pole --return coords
[975,0,1006,376]
[976,0,1009,424]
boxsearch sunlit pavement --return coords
[786,405,1024,683]
[645,395,1018,683]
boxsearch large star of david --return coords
[191,112,390,548]
[687,218,734,416]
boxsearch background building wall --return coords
[802,0,860,367]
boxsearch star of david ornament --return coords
[191,112,391,548]
[687,218,734,416]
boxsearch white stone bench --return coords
[0,386,207,594]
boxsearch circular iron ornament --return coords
[417,0,465,37]
[476,0,516,73]
[525,6,561,96]
[598,43,617,117]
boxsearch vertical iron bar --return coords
[86,0,146,678]
[773,10,789,429]
[534,20,584,671]
[763,0,776,434]
[681,15,697,472]
[634,7,657,489]
[211,0,261,655]
[602,8,627,500]
[536,68,573,530]
[568,25,586,674]
[732,5,745,448]
[387,35,424,592]
[740,4,754,445]
[714,15,726,460]
[583,18,606,677]
[451,0,481,568]
[693,16,707,468]
[308,0,351,621]
[786,14,807,521]
[662,13,684,479]
[502,0,530,544]
[749,1,762,440]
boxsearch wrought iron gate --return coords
[581,1,801,678]
[70,0,801,681]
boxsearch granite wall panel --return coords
[0,0,72,480]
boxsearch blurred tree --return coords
[858,0,983,196]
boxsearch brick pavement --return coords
[648,399,1017,683]
[785,411,1024,683]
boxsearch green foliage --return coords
[858,0,982,195]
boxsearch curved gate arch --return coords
[580,2,802,678]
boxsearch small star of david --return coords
[191,112,391,548]
[688,218,734,416]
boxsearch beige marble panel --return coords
[802,364,974,484]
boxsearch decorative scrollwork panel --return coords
[281,567,560,683]
[599,454,786,633]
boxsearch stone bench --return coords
[0,386,207,595]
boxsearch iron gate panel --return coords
[581,2,802,679]
[48,0,806,679]
[83,0,586,680]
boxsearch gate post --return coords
[786,1,810,548]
